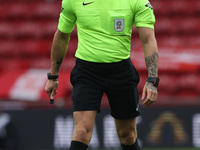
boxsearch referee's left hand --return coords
[45,80,58,100]
[141,82,158,107]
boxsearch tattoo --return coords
[145,52,159,77]
[56,58,63,71]
[146,82,157,92]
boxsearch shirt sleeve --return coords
[58,0,76,33]
[133,0,155,29]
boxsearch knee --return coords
[75,128,88,140]
[118,129,137,145]
[73,126,93,144]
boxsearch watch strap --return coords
[47,72,59,80]
[146,77,160,87]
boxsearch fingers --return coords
[44,80,58,100]
[45,86,51,98]
[143,91,157,107]
[141,86,147,101]
[142,82,158,107]
[50,89,57,99]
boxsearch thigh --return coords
[72,82,103,112]
[105,61,140,119]
[115,117,137,133]
[106,85,140,119]
[73,111,97,129]
[70,65,103,112]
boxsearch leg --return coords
[115,118,141,150]
[72,111,97,145]
[70,60,104,149]
[115,118,137,145]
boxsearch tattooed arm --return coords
[45,29,70,99]
[138,27,159,107]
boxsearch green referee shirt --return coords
[58,0,155,63]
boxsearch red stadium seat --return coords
[4,3,31,19]
[31,2,60,19]
[166,0,193,16]
[155,17,199,35]
[0,40,19,57]
[176,18,200,34]
[0,58,31,71]
[0,39,52,57]
[151,0,169,16]
[3,21,57,39]
[155,18,176,35]
[0,4,8,20]
[193,1,200,15]
[38,21,57,38]
[176,74,199,94]
[152,0,194,16]
[0,23,13,39]
[14,22,41,38]
[156,36,200,48]
[158,75,178,95]
[0,1,61,20]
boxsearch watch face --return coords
[146,77,160,87]
[154,77,160,87]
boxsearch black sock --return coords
[121,140,141,150]
[70,141,88,150]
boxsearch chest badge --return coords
[114,19,124,32]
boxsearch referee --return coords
[45,0,159,149]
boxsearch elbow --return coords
[142,34,157,46]
[142,37,158,49]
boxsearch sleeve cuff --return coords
[58,14,75,33]
[136,23,154,29]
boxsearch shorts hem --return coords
[111,112,140,120]
[73,107,100,113]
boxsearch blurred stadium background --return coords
[0,0,200,149]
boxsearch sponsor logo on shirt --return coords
[83,1,94,6]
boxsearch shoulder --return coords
[133,0,152,8]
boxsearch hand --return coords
[45,80,58,100]
[141,82,158,107]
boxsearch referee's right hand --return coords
[141,82,158,107]
[45,80,58,100]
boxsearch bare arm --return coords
[45,29,71,99]
[50,29,71,75]
[138,27,159,106]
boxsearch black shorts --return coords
[70,58,140,119]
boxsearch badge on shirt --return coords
[114,19,124,32]
[145,2,153,10]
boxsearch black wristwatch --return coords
[47,72,59,80]
[146,77,160,87]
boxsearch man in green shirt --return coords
[45,0,159,149]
